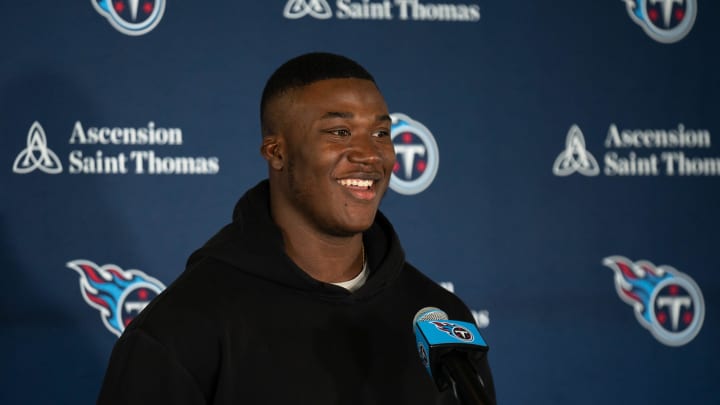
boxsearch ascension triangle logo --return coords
[68,259,166,337]
[283,0,333,19]
[623,0,697,43]
[552,125,600,176]
[12,122,63,174]
[603,256,705,346]
[92,0,166,36]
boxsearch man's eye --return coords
[374,130,390,138]
[330,129,351,136]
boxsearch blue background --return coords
[1,1,718,403]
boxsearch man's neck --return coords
[282,230,364,283]
[269,193,365,283]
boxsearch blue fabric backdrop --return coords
[2,1,718,403]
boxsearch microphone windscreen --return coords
[413,307,449,323]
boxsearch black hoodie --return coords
[97,181,495,404]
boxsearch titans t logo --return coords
[623,0,697,43]
[92,0,166,36]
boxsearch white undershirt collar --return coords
[331,258,369,292]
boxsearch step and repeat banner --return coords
[1,1,718,403]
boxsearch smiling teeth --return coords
[338,179,373,189]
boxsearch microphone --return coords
[413,307,492,405]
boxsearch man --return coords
[97,52,495,404]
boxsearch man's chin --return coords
[325,217,376,237]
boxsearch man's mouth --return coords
[336,178,380,201]
[337,178,374,190]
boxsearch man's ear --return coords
[260,135,284,171]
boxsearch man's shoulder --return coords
[398,262,452,294]
[394,263,474,320]
[124,257,244,337]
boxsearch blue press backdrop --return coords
[1,1,718,403]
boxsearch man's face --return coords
[270,78,395,237]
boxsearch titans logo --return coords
[431,321,475,342]
[389,113,440,195]
[92,0,166,36]
[603,256,705,346]
[623,0,697,43]
[68,259,165,337]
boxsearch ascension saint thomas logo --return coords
[552,125,600,177]
[12,122,63,174]
[283,0,333,19]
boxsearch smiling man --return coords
[97,53,495,404]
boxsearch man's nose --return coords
[348,133,383,164]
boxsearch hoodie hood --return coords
[186,180,406,300]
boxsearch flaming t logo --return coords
[68,259,165,337]
[603,256,704,346]
[431,321,474,342]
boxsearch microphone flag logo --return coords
[431,321,475,342]
[417,343,430,368]
[68,259,166,337]
[603,255,705,346]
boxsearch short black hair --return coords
[260,52,377,135]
